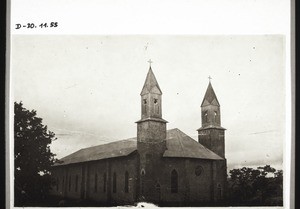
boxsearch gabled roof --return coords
[163,128,222,160]
[54,128,223,166]
[201,82,220,107]
[55,138,137,166]
[140,67,162,95]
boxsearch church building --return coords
[50,64,227,206]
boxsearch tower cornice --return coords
[135,117,168,124]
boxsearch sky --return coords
[12,35,286,171]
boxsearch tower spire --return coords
[137,63,167,122]
[140,66,162,96]
[201,81,220,107]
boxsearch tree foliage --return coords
[14,102,57,206]
[228,165,283,206]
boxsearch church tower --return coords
[197,80,226,158]
[136,62,167,202]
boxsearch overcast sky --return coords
[12,35,286,171]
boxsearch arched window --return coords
[142,99,147,115]
[113,172,117,193]
[68,175,72,191]
[62,176,65,190]
[204,111,208,123]
[217,184,222,199]
[125,171,129,193]
[154,98,159,114]
[155,182,161,201]
[214,111,218,122]
[141,179,144,194]
[103,173,107,192]
[75,175,78,192]
[56,178,59,191]
[94,173,98,192]
[171,169,178,193]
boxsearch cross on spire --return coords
[148,59,153,67]
[208,76,212,82]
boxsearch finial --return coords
[148,59,153,67]
[208,75,212,82]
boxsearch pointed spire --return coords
[201,81,220,107]
[140,66,162,95]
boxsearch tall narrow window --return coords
[217,184,222,199]
[142,99,147,115]
[214,111,218,122]
[204,111,208,123]
[94,173,98,192]
[69,175,71,191]
[113,172,117,193]
[154,98,159,114]
[56,178,59,191]
[125,171,129,193]
[62,176,65,190]
[155,183,161,201]
[103,173,107,192]
[75,175,78,192]
[141,180,144,194]
[171,169,178,193]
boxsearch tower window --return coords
[125,171,129,193]
[154,98,158,104]
[204,111,208,122]
[113,172,117,193]
[142,99,147,115]
[171,169,178,193]
[214,111,218,122]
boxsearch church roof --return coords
[54,129,223,166]
[163,128,222,159]
[55,138,137,166]
[140,67,162,95]
[201,82,220,107]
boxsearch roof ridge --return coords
[79,137,136,151]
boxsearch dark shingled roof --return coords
[163,128,222,160]
[54,128,223,166]
[201,82,220,107]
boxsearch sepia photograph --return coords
[11,35,286,207]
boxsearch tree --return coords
[14,102,57,206]
[228,165,283,206]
